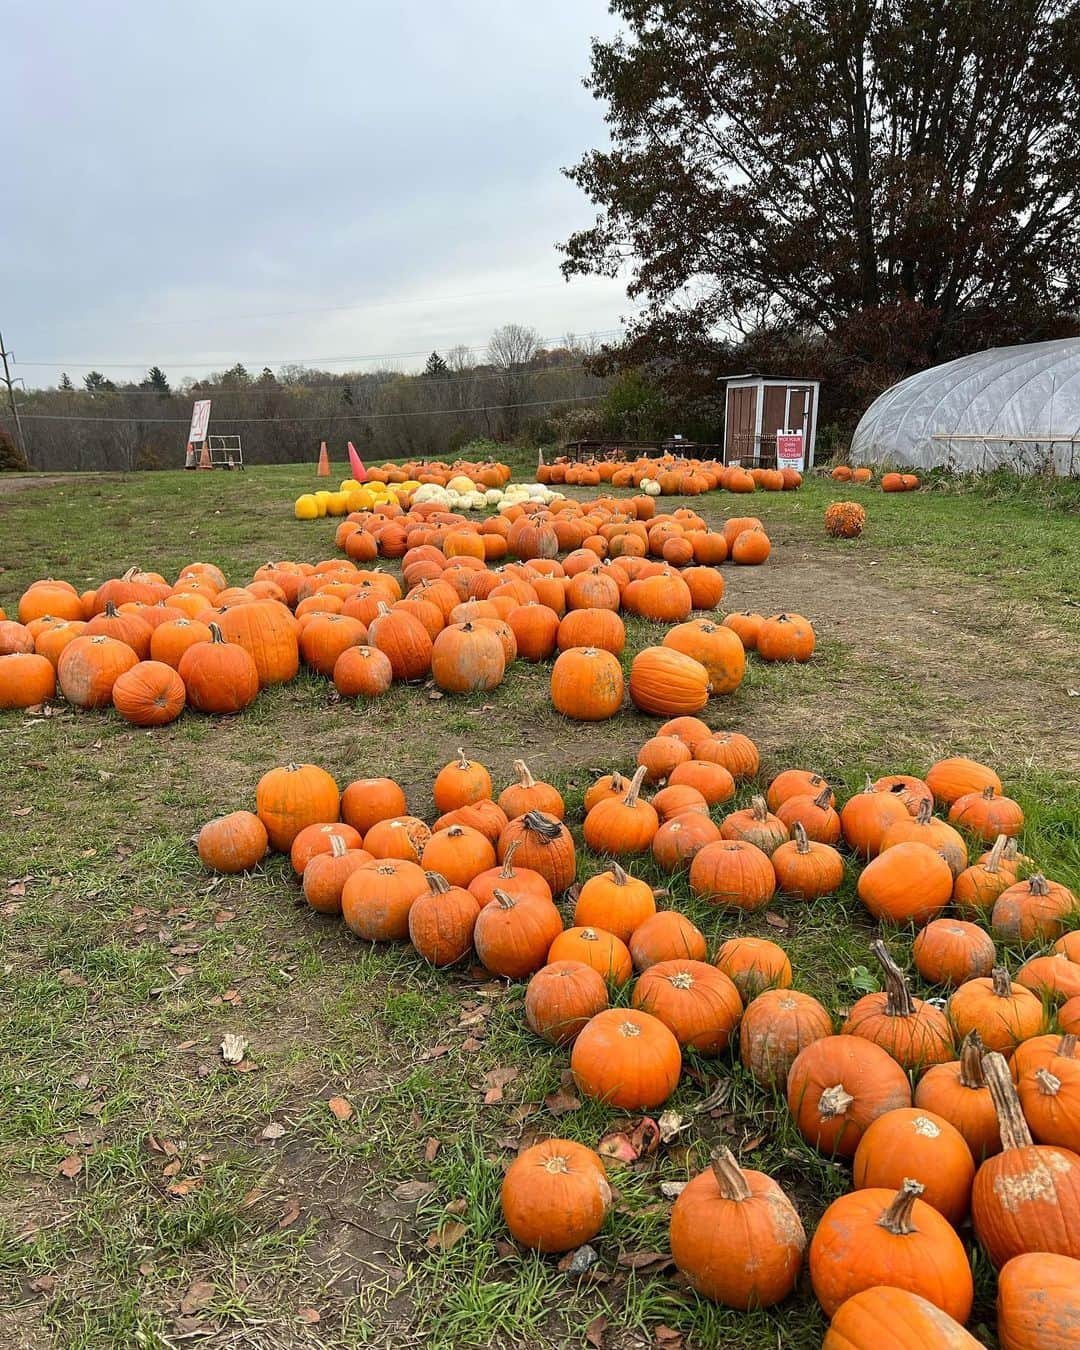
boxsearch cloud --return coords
[6,0,630,386]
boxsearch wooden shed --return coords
[723,375,820,469]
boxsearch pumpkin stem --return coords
[750,794,769,822]
[424,871,450,894]
[542,1154,570,1175]
[862,774,875,792]
[120,566,139,581]
[611,861,630,886]
[513,759,536,789]
[499,839,521,876]
[329,835,348,859]
[818,1084,854,1118]
[871,939,916,1018]
[813,785,833,811]
[455,748,470,769]
[792,821,812,854]
[208,623,226,645]
[1027,874,1050,897]
[521,810,564,842]
[624,765,649,808]
[491,888,517,911]
[1059,1033,1077,1059]
[914,798,933,826]
[981,784,996,800]
[990,967,1013,999]
[877,1179,924,1236]
[104,600,120,618]
[982,1049,1034,1149]
[1035,1068,1062,1097]
[1000,837,1020,863]
[709,1147,753,1201]
[984,835,1007,875]
[958,1030,987,1088]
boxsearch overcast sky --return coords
[6,0,632,389]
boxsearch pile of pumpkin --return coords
[195,740,1079,1345]
[295,470,560,522]
[1,503,813,718]
[537,454,803,495]
[830,465,921,492]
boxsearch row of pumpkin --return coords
[193,738,1079,1344]
[830,464,922,491]
[535,456,803,495]
[0,509,812,718]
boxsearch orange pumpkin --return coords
[925,756,1002,807]
[571,1008,682,1109]
[670,1149,806,1308]
[0,651,56,708]
[787,1035,912,1158]
[524,960,609,1045]
[853,1108,976,1225]
[631,959,742,1055]
[407,871,481,966]
[500,1139,611,1254]
[497,760,564,820]
[628,910,707,971]
[914,1031,1001,1161]
[740,989,832,1089]
[573,864,655,943]
[949,967,1044,1055]
[57,633,139,707]
[197,811,269,874]
[110,660,186,726]
[996,1252,1080,1350]
[856,841,954,925]
[689,838,777,911]
[497,810,576,894]
[913,919,996,986]
[771,824,845,899]
[340,777,407,835]
[341,858,428,942]
[822,1287,983,1349]
[473,888,564,979]
[255,762,340,851]
[714,936,792,1001]
[842,941,954,1071]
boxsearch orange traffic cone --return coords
[317,441,330,477]
[198,443,212,469]
[184,442,196,469]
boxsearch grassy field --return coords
[0,462,1078,1349]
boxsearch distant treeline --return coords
[3,326,628,472]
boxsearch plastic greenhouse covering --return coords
[850,338,1080,476]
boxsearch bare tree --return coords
[445,344,473,374]
[487,323,540,371]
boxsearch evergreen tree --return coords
[84,371,117,395]
[59,372,74,391]
[424,350,450,378]
[141,365,171,395]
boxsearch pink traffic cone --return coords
[347,442,367,483]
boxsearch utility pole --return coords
[0,331,29,467]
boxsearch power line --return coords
[12,393,605,425]
[15,328,629,371]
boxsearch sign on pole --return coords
[188,399,212,444]
[776,430,805,472]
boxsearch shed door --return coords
[725,387,756,462]
[785,386,814,460]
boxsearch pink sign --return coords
[188,399,211,444]
[776,431,804,469]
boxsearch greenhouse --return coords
[850,337,1080,476]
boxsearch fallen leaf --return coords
[297,1307,321,1324]
[29,1274,56,1295]
[445,1198,468,1216]
[241,1188,265,1208]
[279,1199,302,1228]
[7,881,26,897]
[424,1137,441,1162]
[327,1095,353,1121]
[179,1279,215,1315]
[419,1045,451,1061]
[166,1178,203,1196]
[70,1073,91,1090]
[220,1033,248,1064]
[57,1155,82,1180]
[655,1327,683,1347]
[138,1261,154,1276]
[426,1219,466,1251]
[213,910,235,926]
[585,1313,607,1347]
[544,1084,582,1117]
[162,1159,182,1178]
[261,1121,286,1141]
[764,911,790,932]
[495,1239,517,1259]
[461,1036,483,1052]
[394,1180,436,1202]
[481,1066,519,1104]
[658,1109,689,1143]
[617,1250,674,1272]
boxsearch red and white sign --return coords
[776,430,805,470]
[188,399,212,444]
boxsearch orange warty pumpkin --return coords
[810,1180,974,1322]
[787,1035,912,1158]
[524,959,609,1045]
[740,989,832,1089]
[972,1051,1080,1267]
[669,1148,806,1308]
[500,1138,611,1253]
[996,1252,1080,1350]
[571,1008,682,1109]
